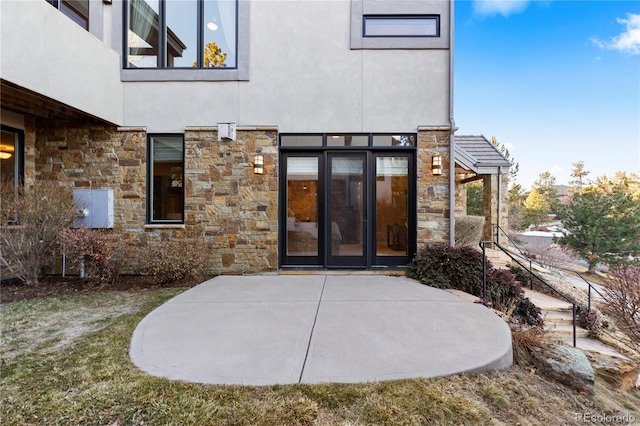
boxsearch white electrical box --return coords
[218,122,236,141]
[73,189,114,228]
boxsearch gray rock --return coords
[532,344,595,394]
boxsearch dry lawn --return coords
[1,288,639,425]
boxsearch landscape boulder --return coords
[531,344,595,394]
[586,352,640,391]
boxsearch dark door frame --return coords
[279,149,416,270]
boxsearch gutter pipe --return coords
[449,0,456,247]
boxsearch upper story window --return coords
[126,0,237,69]
[46,0,89,30]
[363,16,439,38]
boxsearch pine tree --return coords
[560,187,640,273]
[569,161,590,192]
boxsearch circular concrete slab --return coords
[130,275,512,386]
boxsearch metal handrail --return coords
[481,239,578,347]
[494,224,607,311]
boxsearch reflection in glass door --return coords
[280,150,415,269]
[285,156,320,262]
[375,156,409,259]
[328,154,366,266]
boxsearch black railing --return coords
[481,234,580,347]
[493,224,607,311]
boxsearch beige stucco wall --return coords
[0,1,123,125]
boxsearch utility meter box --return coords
[73,189,114,228]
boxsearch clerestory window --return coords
[125,0,237,69]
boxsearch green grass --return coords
[2,289,639,425]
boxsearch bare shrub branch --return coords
[600,265,640,352]
[455,215,485,247]
[1,180,75,284]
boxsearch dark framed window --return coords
[46,0,89,30]
[1,126,25,224]
[125,0,237,69]
[280,134,416,149]
[147,135,184,223]
[363,15,439,37]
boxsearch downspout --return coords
[449,0,456,247]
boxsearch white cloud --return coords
[472,0,530,17]
[591,13,640,55]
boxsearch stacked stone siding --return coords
[416,128,451,252]
[25,119,454,272]
[32,120,278,275]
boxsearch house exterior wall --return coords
[118,0,451,133]
[0,1,123,125]
[31,120,278,274]
[2,0,453,273]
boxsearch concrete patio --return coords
[130,274,513,386]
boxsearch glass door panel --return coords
[328,154,366,266]
[286,157,319,257]
[375,156,409,257]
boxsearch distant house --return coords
[1,1,509,274]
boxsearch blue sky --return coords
[454,0,640,190]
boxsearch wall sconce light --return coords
[253,155,264,175]
[432,156,443,175]
[0,151,12,160]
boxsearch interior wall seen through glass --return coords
[150,136,184,221]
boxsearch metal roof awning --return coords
[454,135,512,175]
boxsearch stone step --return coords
[545,322,591,338]
[542,310,575,324]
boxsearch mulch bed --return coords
[0,275,196,304]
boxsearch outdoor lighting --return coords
[432,156,443,175]
[253,155,264,175]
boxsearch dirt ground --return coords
[0,275,197,304]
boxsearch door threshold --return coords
[278,269,406,276]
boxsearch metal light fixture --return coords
[253,155,264,175]
[432,156,443,175]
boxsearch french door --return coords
[281,151,415,269]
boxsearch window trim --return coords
[121,0,250,81]
[279,133,417,150]
[146,134,185,224]
[363,15,440,38]
[350,0,449,50]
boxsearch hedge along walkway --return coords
[129,274,513,386]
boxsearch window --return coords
[280,134,416,148]
[1,126,24,223]
[126,0,237,69]
[46,0,89,30]
[148,135,184,223]
[363,16,439,37]
[350,0,449,50]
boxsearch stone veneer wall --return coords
[416,128,451,252]
[33,119,278,275]
[482,173,509,245]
